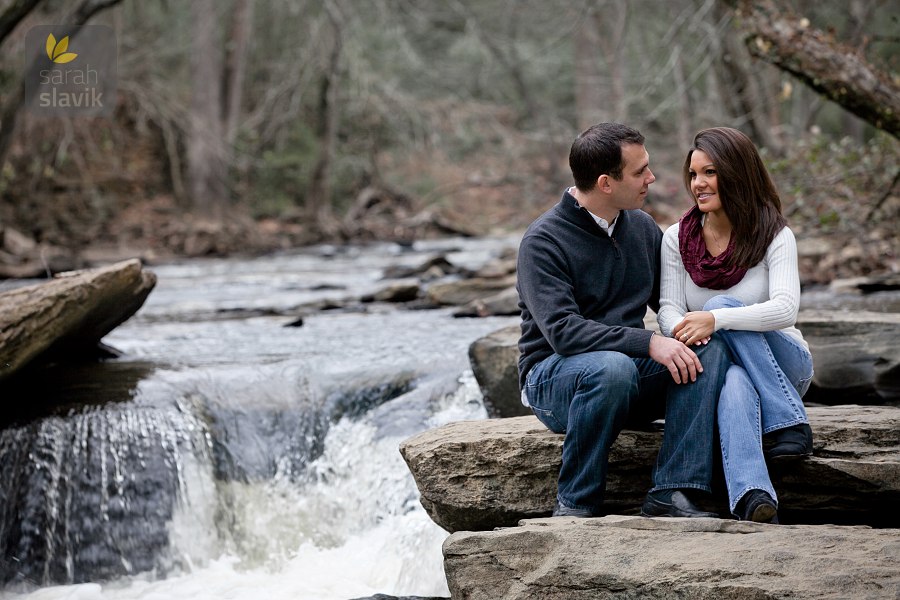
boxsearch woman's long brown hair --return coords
[682,127,786,268]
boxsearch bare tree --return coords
[449,0,542,126]
[223,0,254,145]
[305,0,344,233]
[574,1,628,129]
[187,0,228,216]
[709,0,782,152]
[574,6,604,130]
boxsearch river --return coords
[0,236,522,600]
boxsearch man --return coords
[516,122,729,518]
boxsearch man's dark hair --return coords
[569,123,645,191]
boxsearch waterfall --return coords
[0,237,520,598]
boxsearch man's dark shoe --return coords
[640,490,718,518]
[764,423,813,461]
[737,490,778,523]
[552,501,595,518]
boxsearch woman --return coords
[656,127,814,524]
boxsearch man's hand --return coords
[649,332,703,384]
[672,311,715,347]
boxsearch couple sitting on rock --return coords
[516,123,814,523]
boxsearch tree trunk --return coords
[187,0,228,216]
[450,0,539,126]
[574,5,605,130]
[305,0,343,232]
[711,1,781,152]
[672,44,693,148]
[222,0,254,145]
[730,0,900,138]
[593,2,628,123]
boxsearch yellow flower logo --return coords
[45,34,77,64]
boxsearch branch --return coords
[0,0,43,47]
[866,168,900,223]
[69,0,124,24]
[732,0,900,138]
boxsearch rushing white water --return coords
[8,378,483,600]
[0,236,521,600]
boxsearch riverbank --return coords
[2,130,898,286]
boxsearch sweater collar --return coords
[560,189,625,236]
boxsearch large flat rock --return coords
[0,259,156,381]
[399,406,900,532]
[444,516,900,599]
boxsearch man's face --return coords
[608,144,656,210]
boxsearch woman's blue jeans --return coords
[524,338,729,513]
[706,295,815,514]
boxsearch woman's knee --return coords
[703,294,745,311]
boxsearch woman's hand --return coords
[672,311,715,347]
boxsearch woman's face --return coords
[688,150,722,214]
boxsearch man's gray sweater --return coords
[516,190,663,388]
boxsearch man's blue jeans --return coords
[706,295,814,514]
[524,338,729,513]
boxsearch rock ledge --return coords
[444,515,900,600]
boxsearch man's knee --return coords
[703,294,744,311]
[583,351,636,384]
[577,352,637,410]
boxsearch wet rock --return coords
[382,255,460,280]
[425,275,516,306]
[399,406,900,533]
[466,324,528,418]
[855,273,900,293]
[443,516,900,600]
[467,323,519,417]
[470,256,517,279]
[0,226,78,279]
[799,310,900,404]
[1,226,36,256]
[362,281,422,303]
[453,286,519,319]
[0,259,156,382]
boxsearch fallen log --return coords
[0,259,156,382]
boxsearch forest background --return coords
[0,0,897,285]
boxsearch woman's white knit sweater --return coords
[657,223,808,351]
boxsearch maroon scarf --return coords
[678,206,748,290]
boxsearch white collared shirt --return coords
[569,186,617,235]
